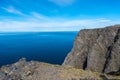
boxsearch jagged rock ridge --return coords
[63,25,120,74]
[0,58,103,80]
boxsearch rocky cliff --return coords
[63,25,120,74]
[0,58,104,80]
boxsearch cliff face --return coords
[63,25,120,74]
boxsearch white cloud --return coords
[0,11,118,32]
[30,12,51,21]
[1,6,24,15]
[0,14,118,32]
[98,19,112,23]
[48,0,74,6]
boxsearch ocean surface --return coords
[0,32,78,67]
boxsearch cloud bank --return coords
[0,6,119,32]
[0,16,117,32]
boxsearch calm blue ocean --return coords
[0,32,78,66]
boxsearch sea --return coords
[0,32,78,67]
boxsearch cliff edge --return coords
[63,25,120,74]
[0,58,104,80]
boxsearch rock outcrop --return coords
[0,58,103,80]
[63,25,120,74]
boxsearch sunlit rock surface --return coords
[63,25,120,74]
[0,58,104,80]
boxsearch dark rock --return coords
[107,68,120,76]
[63,25,120,73]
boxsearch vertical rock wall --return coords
[63,25,120,73]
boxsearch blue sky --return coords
[0,0,120,31]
